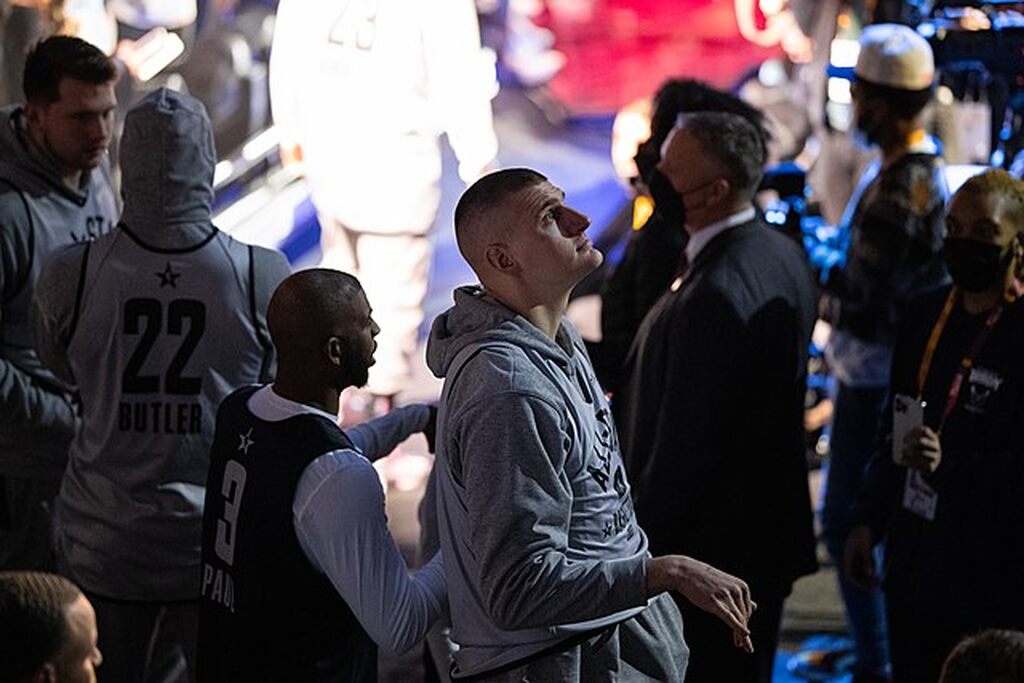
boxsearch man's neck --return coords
[686,200,752,234]
[272,376,340,417]
[880,126,927,166]
[962,282,1009,315]
[522,301,567,340]
[488,287,566,340]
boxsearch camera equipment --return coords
[919,1,1024,167]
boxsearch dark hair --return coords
[855,78,932,121]
[267,269,365,357]
[454,168,548,249]
[0,572,82,682]
[22,35,117,104]
[679,111,766,198]
[651,79,770,158]
[635,79,770,182]
[940,629,1024,683]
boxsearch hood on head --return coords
[120,88,215,228]
[425,285,574,379]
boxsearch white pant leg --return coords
[317,212,432,397]
[355,231,431,397]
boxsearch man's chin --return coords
[581,248,604,274]
[79,150,107,170]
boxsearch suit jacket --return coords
[619,216,818,597]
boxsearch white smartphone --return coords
[892,394,926,465]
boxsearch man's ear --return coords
[707,178,731,207]
[326,337,344,368]
[24,100,45,130]
[485,244,517,273]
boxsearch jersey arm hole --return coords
[248,245,275,368]
[67,241,92,343]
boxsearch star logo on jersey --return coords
[156,262,181,288]
[238,428,255,455]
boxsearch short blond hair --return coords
[956,169,1024,231]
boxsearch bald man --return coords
[424,168,755,681]
[0,571,102,683]
[197,269,444,682]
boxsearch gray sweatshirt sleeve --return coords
[455,390,648,631]
[2,199,75,434]
[30,243,85,386]
[347,404,432,461]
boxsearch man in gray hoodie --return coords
[32,88,290,682]
[427,168,756,681]
[0,36,118,571]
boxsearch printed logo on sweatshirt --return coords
[69,214,112,242]
[586,405,636,540]
[965,366,1003,414]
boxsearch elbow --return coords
[484,584,543,631]
[377,624,426,657]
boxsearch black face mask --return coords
[944,237,1013,292]
[647,169,686,226]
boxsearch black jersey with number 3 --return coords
[198,385,376,682]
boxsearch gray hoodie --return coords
[0,105,118,479]
[32,89,290,600]
[426,286,654,678]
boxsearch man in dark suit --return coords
[620,111,818,682]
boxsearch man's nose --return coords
[559,207,591,237]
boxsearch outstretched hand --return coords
[647,555,756,653]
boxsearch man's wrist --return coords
[645,556,681,597]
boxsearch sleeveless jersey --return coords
[197,386,376,682]
[56,225,274,600]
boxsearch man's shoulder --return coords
[0,178,31,225]
[704,222,802,275]
[449,343,563,410]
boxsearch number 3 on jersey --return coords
[215,460,247,566]
[122,298,206,395]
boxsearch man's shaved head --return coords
[268,269,366,359]
[454,168,548,271]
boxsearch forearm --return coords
[347,404,431,460]
[0,358,75,435]
[483,549,648,630]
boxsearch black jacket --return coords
[596,211,685,392]
[854,286,1024,628]
[619,217,818,596]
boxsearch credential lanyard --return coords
[916,285,1016,432]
